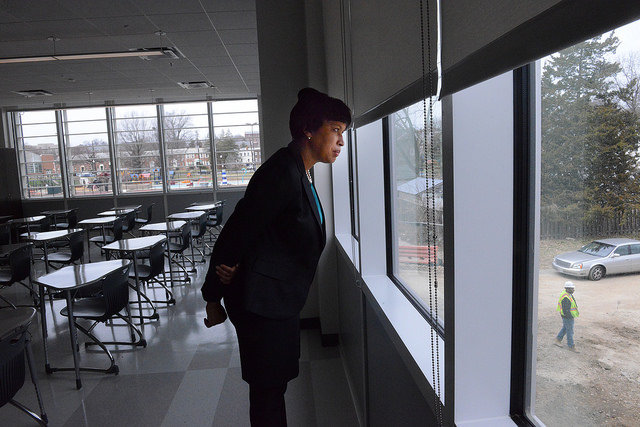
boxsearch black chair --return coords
[60,263,145,376]
[167,224,192,283]
[205,201,225,242]
[134,203,155,228]
[121,211,137,238]
[129,241,174,305]
[0,223,11,245]
[89,217,123,249]
[0,245,37,309]
[46,230,84,270]
[190,211,210,261]
[0,307,48,426]
[55,209,78,230]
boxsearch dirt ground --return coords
[535,239,640,426]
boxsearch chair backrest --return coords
[8,245,31,284]
[38,216,50,232]
[0,327,27,406]
[192,212,207,239]
[146,203,155,222]
[0,224,10,245]
[123,211,136,231]
[100,263,132,318]
[112,217,123,240]
[67,210,78,228]
[68,231,84,262]
[208,204,224,227]
[147,241,165,279]
[176,224,191,251]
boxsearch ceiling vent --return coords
[12,89,53,97]
[178,81,214,89]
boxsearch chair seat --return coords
[45,252,73,263]
[89,235,116,245]
[129,264,152,280]
[0,270,12,283]
[61,298,108,321]
[134,218,148,224]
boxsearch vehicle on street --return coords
[552,238,640,280]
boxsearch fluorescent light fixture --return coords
[0,47,181,64]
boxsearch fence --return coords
[541,211,640,240]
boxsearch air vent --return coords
[12,89,53,97]
[178,81,214,89]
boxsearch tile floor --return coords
[1,242,359,427]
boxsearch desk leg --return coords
[64,291,82,389]
[86,227,91,263]
[43,241,49,274]
[39,283,52,374]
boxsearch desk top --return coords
[140,220,186,233]
[103,234,165,252]
[0,307,36,341]
[9,215,46,224]
[41,209,75,215]
[22,228,84,242]
[186,202,219,211]
[34,259,131,291]
[113,204,142,211]
[167,211,206,220]
[78,216,117,225]
[98,208,133,217]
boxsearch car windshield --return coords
[579,241,616,257]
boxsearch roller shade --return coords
[441,0,640,96]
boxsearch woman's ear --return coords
[303,130,312,140]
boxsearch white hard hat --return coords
[564,281,575,289]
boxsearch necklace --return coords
[305,169,312,183]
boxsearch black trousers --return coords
[249,383,288,427]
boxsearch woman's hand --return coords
[204,301,228,328]
[215,263,239,285]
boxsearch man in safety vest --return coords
[555,281,579,352]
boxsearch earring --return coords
[307,136,311,140]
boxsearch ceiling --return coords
[0,0,259,111]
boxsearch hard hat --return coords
[564,281,575,289]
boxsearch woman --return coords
[201,88,351,427]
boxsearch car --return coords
[552,238,640,280]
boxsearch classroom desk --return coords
[139,221,187,283]
[167,211,207,268]
[41,209,74,230]
[9,216,46,240]
[33,259,132,389]
[103,235,166,322]
[186,202,220,212]
[97,208,134,217]
[22,228,84,273]
[77,216,117,262]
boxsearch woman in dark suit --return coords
[201,88,351,427]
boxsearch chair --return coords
[0,245,38,309]
[0,307,48,426]
[46,230,84,269]
[54,209,78,230]
[120,211,137,238]
[0,223,11,245]
[166,224,192,283]
[205,201,225,242]
[134,203,155,228]
[60,263,145,375]
[190,211,210,261]
[89,217,123,249]
[129,241,175,305]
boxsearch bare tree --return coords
[115,113,158,171]
[615,51,640,116]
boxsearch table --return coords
[97,208,134,217]
[41,209,74,230]
[9,216,46,239]
[33,259,131,389]
[103,235,166,321]
[78,216,117,262]
[23,228,84,273]
[186,202,220,212]
[140,221,187,283]
[113,204,142,211]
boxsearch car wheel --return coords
[589,265,605,281]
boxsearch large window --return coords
[14,110,62,199]
[62,107,111,197]
[11,99,261,199]
[388,98,444,324]
[534,20,640,426]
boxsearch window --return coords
[13,110,63,199]
[62,107,111,197]
[164,102,212,191]
[212,99,260,187]
[388,98,444,323]
[534,19,640,426]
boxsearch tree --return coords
[115,113,157,171]
[541,32,623,230]
[215,129,240,169]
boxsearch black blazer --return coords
[201,141,326,319]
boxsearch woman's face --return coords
[306,120,347,164]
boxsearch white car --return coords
[552,238,640,281]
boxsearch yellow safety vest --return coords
[557,291,579,318]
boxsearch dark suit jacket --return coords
[201,141,326,319]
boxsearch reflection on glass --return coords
[14,110,63,199]
[389,99,444,323]
[63,107,111,196]
[113,105,161,194]
[535,20,640,426]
